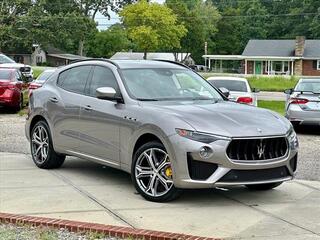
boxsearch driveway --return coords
[257,91,286,101]
[1,111,320,239]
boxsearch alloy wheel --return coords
[135,148,173,197]
[31,125,49,164]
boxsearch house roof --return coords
[47,53,88,61]
[111,52,192,62]
[242,40,320,59]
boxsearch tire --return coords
[30,120,65,169]
[132,141,182,202]
[246,182,283,191]
[14,94,23,112]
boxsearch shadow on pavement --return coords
[295,125,320,136]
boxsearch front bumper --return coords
[168,134,298,189]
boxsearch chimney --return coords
[295,36,305,56]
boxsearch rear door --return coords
[78,65,123,166]
[48,65,93,152]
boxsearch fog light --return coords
[199,146,212,159]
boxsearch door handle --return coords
[84,105,93,111]
[49,97,58,103]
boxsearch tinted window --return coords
[89,66,119,97]
[58,66,92,94]
[209,80,248,92]
[295,81,320,93]
[0,70,12,79]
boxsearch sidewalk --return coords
[1,152,320,239]
[258,91,287,101]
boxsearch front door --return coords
[78,65,123,165]
[255,61,262,74]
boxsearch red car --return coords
[0,68,25,111]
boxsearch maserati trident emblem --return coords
[257,140,266,159]
[257,128,262,133]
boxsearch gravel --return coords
[0,109,319,181]
[0,223,116,240]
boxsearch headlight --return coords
[176,129,230,143]
[287,128,299,150]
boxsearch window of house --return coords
[317,60,320,70]
[57,66,92,94]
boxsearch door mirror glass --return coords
[219,87,230,98]
[252,88,260,93]
[96,87,117,100]
[284,89,293,94]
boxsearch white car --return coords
[207,77,259,106]
[0,54,33,80]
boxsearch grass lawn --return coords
[201,73,298,92]
[32,68,45,79]
[258,100,286,115]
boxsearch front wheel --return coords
[246,182,283,191]
[132,141,182,202]
[30,121,65,169]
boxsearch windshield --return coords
[295,81,320,93]
[0,70,12,79]
[36,71,54,82]
[121,68,223,101]
[0,55,15,64]
[209,80,248,92]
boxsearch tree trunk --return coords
[143,50,147,60]
[78,40,84,56]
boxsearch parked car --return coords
[0,68,26,111]
[207,77,259,106]
[0,53,33,80]
[26,59,298,202]
[28,68,56,95]
[285,78,320,127]
[189,64,208,72]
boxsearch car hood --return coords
[144,101,290,138]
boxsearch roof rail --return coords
[152,59,190,69]
[69,58,120,68]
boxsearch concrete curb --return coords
[0,212,220,240]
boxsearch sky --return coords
[96,0,165,30]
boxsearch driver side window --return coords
[88,66,119,97]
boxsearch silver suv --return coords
[26,60,298,202]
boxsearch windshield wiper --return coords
[136,98,159,101]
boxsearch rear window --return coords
[37,71,54,81]
[0,70,12,79]
[295,82,320,93]
[209,80,248,92]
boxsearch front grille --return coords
[187,153,218,180]
[227,137,288,161]
[20,67,31,72]
[218,166,290,183]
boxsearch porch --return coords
[203,55,300,75]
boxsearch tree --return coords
[86,24,134,58]
[167,0,220,63]
[120,0,187,59]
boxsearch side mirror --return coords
[219,87,230,98]
[96,87,123,102]
[252,88,260,93]
[284,89,293,94]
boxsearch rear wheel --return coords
[132,141,182,202]
[30,120,65,169]
[246,182,283,191]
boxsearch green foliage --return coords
[120,0,187,59]
[166,0,220,63]
[258,101,285,115]
[86,24,134,58]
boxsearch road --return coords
[1,110,319,181]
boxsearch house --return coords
[203,37,320,76]
[5,46,87,67]
[111,52,195,65]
